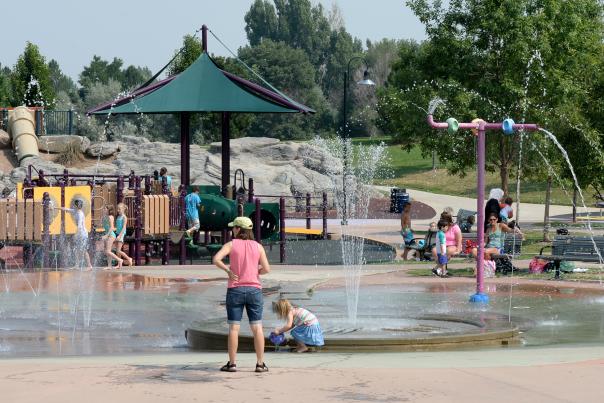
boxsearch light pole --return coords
[341,56,375,225]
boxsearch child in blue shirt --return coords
[432,219,450,277]
[184,187,201,239]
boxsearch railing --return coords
[0,108,74,135]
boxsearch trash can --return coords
[390,188,409,213]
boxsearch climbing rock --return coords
[38,135,90,154]
[86,142,120,158]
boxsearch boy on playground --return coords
[432,219,449,277]
[184,187,201,240]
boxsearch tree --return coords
[238,39,333,139]
[79,56,124,90]
[11,42,55,107]
[379,0,604,194]
[167,34,203,76]
[0,64,12,106]
[48,59,78,104]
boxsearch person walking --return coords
[212,216,271,373]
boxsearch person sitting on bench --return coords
[472,212,523,260]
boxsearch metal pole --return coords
[134,177,142,266]
[248,178,254,203]
[322,192,328,240]
[117,175,124,203]
[42,192,51,268]
[473,123,486,300]
[279,197,286,263]
[68,109,73,135]
[144,175,151,195]
[202,25,208,52]
[221,112,230,195]
[306,193,311,230]
[179,185,187,264]
[254,198,261,243]
[543,175,552,242]
[180,112,191,186]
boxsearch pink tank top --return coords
[228,239,262,289]
[445,224,461,247]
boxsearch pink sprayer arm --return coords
[427,115,539,132]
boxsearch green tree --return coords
[11,42,55,107]
[48,59,78,103]
[0,64,12,106]
[239,39,333,139]
[167,34,203,76]
[379,0,604,194]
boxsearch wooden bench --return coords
[536,236,604,279]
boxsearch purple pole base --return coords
[469,293,490,304]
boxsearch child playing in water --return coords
[432,219,449,277]
[101,205,122,270]
[273,299,324,353]
[56,199,92,271]
[114,203,133,267]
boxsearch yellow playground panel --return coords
[31,185,92,235]
[32,187,61,235]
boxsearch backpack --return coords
[495,258,518,275]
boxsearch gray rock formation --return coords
[86,142,120,158]
[38,135,90,154]
[2,136,344,198]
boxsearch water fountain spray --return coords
[427,113,539,303]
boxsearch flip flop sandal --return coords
[220,361,237,372]
[255,362,269,373]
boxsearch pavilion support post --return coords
[180,112,191,187]
[221,112,231,195]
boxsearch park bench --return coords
[536,236,604,279]
[406,230,437,261]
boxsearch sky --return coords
[1,0,425,81]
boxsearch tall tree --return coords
[239,39,333,139]
[48,59,78,102]
[0,64,12,106]
[379,0,604,194]
[11,42,55,107]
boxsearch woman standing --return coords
[213,216,271,373]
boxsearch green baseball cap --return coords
[228,216,253,229]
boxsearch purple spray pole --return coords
[427,115,539,303]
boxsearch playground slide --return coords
[7,106,39,162]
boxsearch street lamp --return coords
[341,57,375,225]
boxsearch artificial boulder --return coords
[86,142,120,158]
[38,135,90,154]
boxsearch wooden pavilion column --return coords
[221,112,230,194]
[180,112,191,186]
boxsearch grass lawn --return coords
[351,136,593,206]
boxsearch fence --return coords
[0,199,43,242]
[0,108,74,135]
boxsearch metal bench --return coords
[536,236,604,279]
[406,230,437,261]
[459,233,523,258]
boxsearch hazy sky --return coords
[1,0,425,81]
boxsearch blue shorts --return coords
[437,253,448,265]
[226,286,263,325]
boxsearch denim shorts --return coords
[437,253,448,265]
[226,286,263,325]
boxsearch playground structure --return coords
[0,165,335,269]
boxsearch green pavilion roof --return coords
[88,53,313,115]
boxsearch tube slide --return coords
[8,106,39,162]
